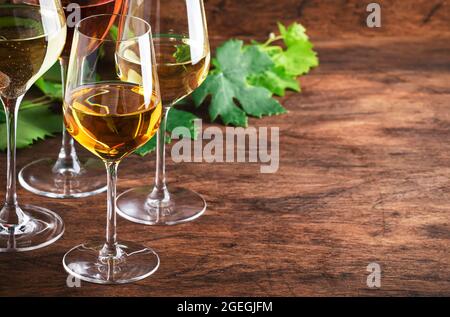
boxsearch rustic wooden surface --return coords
[0,0,449,296]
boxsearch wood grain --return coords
[205,0,450,40]
[0,0,449,296]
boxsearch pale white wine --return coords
[0,4,66,99]
[116,35,210,105]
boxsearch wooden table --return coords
[0,0,449,296]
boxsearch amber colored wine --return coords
[61,0,124,57]
[64,83,162,161]
[117,36,210,105]
[155,37,210,105]
[0,5,66,99]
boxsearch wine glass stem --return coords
[52,58,81,174]
[0,96,26,225]
[152,107,171,199]
[101,161,119,257]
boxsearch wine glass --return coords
[18,0,127,199]
[116,0,211,225]
[62,13,162,284]
[0,0,66,251]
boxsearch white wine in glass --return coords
[62,13,162,284]
[18,0,127,199]
[116,0,211,226]
[64,83,162,160]
[0,0,66,252]
[117,35,209,105]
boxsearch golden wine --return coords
[64,83,162,161]
[117,36,210,105]
[0,5,66,99]
[155,37,210,105]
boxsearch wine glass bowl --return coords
[0,2,66,98]
[0,0,66,252]
[62,13,162,284]
[116,0,211,226]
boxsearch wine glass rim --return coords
[75,13,151,43]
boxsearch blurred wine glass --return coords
[19,0,126,199]
[116,0,211,226]
[0,0,66,251]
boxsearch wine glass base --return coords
[0,205,64,252]
[19,158,107,199]
[117,186,206,226]
[63,240,160,285]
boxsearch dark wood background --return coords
[0,0,449,296]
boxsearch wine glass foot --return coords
[0,205,64,252]
[117,186,206,226]
[63,240,160,285]
[19,158,107,199]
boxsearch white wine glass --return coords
[62,13,162,284]
[18,0,128,199]
[0,0,66,252]
[116,0,211,225]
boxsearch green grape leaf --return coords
[0,104,61,150]
[173,44,191,63]
[35,77,63,100]
[249,22,318,96]
[41,62,62,83]
[34,62,63,100]
[135,108,200,156]
[109,25,119,41]
[271,22,319,77]
[192,40,287,127]
[0,16,44,35]
[278,22,310,47]
[248,66,300,97]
